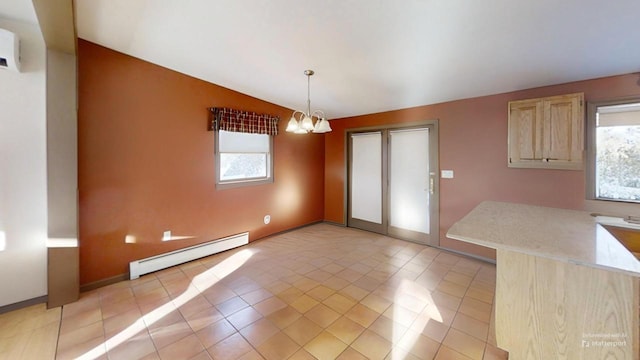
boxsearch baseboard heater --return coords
[129,232,249,280]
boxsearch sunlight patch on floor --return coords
[390,278,441,359]
[76,249,254,360]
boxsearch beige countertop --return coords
[446,201,640,277]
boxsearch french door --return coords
[347,123,439,246]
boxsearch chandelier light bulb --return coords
[285,69,332,134]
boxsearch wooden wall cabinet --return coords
[508,92,584,170]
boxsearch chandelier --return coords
[285,70,332,134]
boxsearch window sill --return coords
[216,178,273,190]
[584,199,640,218]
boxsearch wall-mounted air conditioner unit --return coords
[0,28,21,72]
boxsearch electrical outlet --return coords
[264,215,271,224]
[441,170,454,179]
[163,230,171,240]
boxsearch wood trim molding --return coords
[0,296,48,315]
[80,274,129,293]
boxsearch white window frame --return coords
[586,97,640,204]
[215,130,274,189]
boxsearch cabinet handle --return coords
[545,158,559,162]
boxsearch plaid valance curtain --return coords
[208,107,279,136]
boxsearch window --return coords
[588,99,640,203]
[209,107,279,189]
[216,130,273,188]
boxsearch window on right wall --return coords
[587,99,640,203]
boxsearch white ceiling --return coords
[0,0,75,54]
[0,0,38,24]
[19,1,640,118]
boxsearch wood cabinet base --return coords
[496,249,639,359]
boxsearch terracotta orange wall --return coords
[78,40,325,285]
[325,73,640,259]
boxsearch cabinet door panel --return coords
[546,101,572,160]
[544,94,583,164]
[509,100,543,165]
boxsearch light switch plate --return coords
[441,170,454,179]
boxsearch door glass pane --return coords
[389,128,430,234]
[351,132,382,224]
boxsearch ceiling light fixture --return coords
[286,70,332,134]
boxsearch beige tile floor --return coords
[1,223,509,359]
[0,303,60,359]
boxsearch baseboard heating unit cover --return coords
[129,232,249,279]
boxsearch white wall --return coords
[0,19,48,307]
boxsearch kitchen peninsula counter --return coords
[447,201,639,360]
[447,201,640,276]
